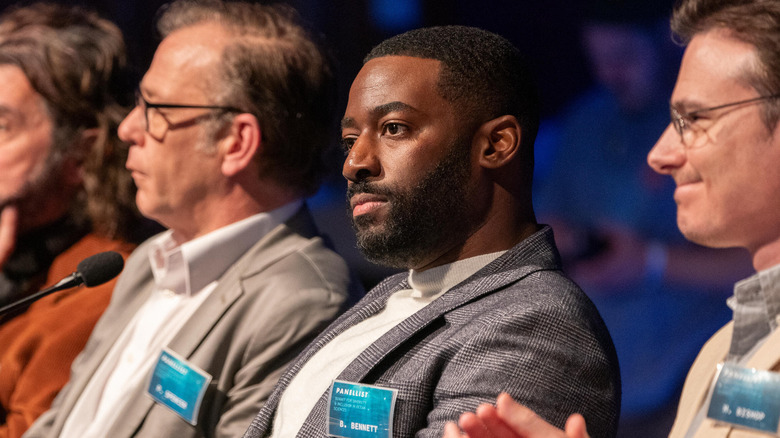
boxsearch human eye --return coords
[685,112,704,123]
[340,135,357,154]
[678,113,696,130]
[677,110,706,133]
[381,122,408,137]
[0,117,12,139]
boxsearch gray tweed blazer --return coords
[243,225,620,438]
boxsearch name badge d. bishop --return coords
[147,348,212,425]
[707,363,780,434]
[327,380,397,438]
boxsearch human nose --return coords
[647,124,686,175]
[342,135,380,182]
[118,106,145,146]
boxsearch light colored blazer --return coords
[670,322,780,438]
[244,226,621,438]
[24,207,359,438]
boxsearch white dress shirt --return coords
[60,201,302,438]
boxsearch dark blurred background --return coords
[0,0,616,121]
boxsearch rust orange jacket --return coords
[0,234,134,438]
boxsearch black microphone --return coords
[0,251,125,316]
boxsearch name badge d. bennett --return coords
[327,380,398,438]
[147,348,212,425]
[707,363,780,434]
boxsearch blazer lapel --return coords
[115,206,330,434]
[110,273,246,436]
[165,205,328,359]
[50,249,156,435]
[674,324,780,438]
[290,227,563,436]
[335,265,544,383]
[246,274,406,435]
[337,226,561,383]
[745,325,780,370]
[248,226,561,437]
[668,323,732,438]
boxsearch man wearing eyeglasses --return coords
[24,1,357,438]
[443,0,780,437]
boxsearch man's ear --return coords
[475,115,521,169]
[221,113,261,177]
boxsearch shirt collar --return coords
[148,200,303,295]
[407,250,506,298]
[727,262,780,359]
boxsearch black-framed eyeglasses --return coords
[134,88,243,138]
[671,93,780,148]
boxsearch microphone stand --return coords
[0,251,123,321]
[0,273,83,317]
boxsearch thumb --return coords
[564,414,590,438]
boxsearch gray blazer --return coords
[244,226,621,438]
[25,207,359,438]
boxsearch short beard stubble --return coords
[347,137,474,269]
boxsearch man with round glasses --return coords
[443,0,780,437]
[25,1,357,437]
[132,88,243,141]
[670,94,780,148]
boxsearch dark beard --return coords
[346,139,473,269]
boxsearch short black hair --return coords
[365,25,540,154]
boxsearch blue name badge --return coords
[147,348,212,425]
[707,363,780,434]
[327,380,397,438]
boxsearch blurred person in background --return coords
[0,3,147,437]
